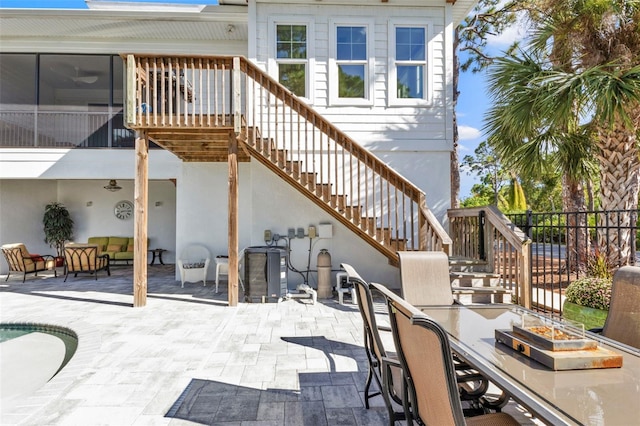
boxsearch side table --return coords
[148,248,167,265]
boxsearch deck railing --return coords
[449,206,531,307]
[124,54,451,258]
[0,110,135,148]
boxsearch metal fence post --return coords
[478,210,486,261]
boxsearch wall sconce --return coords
[86,201,93,207]
[155,201,163,207]
[103,179,122,192]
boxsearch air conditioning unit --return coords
[244,246,288,302]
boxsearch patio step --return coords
[450,271,500,287]
[448,256,512,304]
[449,256,490,273]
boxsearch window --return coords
[330,19,373,106]
[276,24,308,98]
[395,27,425,98]
[389,22,431,106]
[336,26,367,98]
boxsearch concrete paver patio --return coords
[1,265,537,425]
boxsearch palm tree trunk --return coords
[562,174,589,272]
[451,26,461,208]
[596,116,640,267]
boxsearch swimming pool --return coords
[0,323,78,410]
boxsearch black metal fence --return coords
[507,209,639,314]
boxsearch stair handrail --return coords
[123,54,452,258]
[448,205,531,308]
[238,58,426,198]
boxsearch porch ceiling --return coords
[0,7,248,45]
[145,127,251,162]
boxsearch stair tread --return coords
[451,285,511,294]
[449,257,489,265]
[450,271,500,278]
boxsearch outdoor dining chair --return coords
[397,250,510,306]
[341,263,405,426]
[372,282,521,426]
[592,265,640,350]
[398,250,504,406]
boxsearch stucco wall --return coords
[0,178,177,274]
[174,160,399,290]
[1,157,402,289]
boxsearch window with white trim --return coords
[275,24,308,98]
[330,19,373,106]
[389,21,431,106]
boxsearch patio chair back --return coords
[398,251,454,306]
[63,244,110,281]
[602,266,640,349]
[372,282,520,426]
[340,263,404,425]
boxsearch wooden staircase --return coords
[123,54,452,264]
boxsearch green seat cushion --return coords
[114,251,134,260]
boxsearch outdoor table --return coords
[148,248,167,265]
[419,304,640,426]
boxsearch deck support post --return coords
[228,131,239,307]
[133,131,149,307]
[227,57,241,307]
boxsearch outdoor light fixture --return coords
[104,179,122,192]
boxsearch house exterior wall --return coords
[0,1,461,288]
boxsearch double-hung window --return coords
[330,19,373,106]
[389,21,431,105]
[274,23,309,99]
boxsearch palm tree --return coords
[484,0,640,266]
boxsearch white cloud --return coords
[487,13,529,48]
[458,125,481,140]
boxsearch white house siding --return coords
[252,1,452,220]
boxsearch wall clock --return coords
[114,200,134,220]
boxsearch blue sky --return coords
[1,0,518,199]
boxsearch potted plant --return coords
[563,251,613,330]
[563,277,612,330]
[43,202,74,266]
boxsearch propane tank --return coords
[317,249,332,298]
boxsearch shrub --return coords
[565,277,612,310]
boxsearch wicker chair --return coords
[593,266,640,350]
[1,243,57,282]
[341,263,404,426]
[372,282,520,426]
[63,244,110,282]
[178,244,210,288]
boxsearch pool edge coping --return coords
[0,317,101,425]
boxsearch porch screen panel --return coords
[0,54,36,147]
